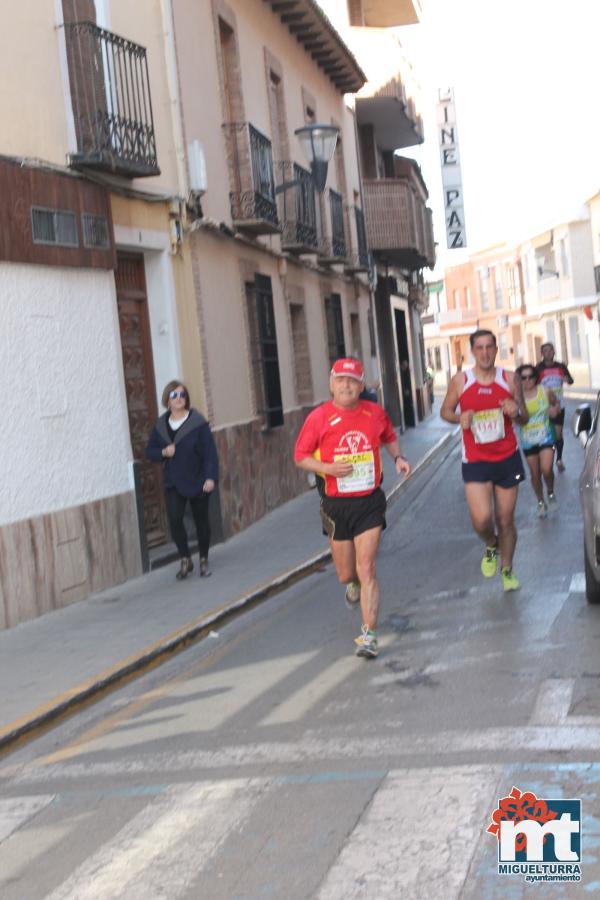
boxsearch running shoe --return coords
[536,500,547,518]
[548,492,559,510]
[355,625,378,658]
[199,557,212,577]
[501,567,520,592]
[556,459,565,472]
[481,544,498,578]
[345,580,361,609]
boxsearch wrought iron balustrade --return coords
[223,123,279,233]
[345,205,370,271]
[330,189,346,258]
[65,21,159,177]
[277,162,318,252]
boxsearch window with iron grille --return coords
[325,294,346,366]
[246,274,284,429]
[31,207,79,247]
[82,213,110,249]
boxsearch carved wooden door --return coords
[115,253,168,546]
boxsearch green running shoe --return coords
[355,625,378,658]
[501,567,520,592]
[481,544,498,578]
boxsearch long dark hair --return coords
[515,364,538,385]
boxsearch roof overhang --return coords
[352,0,422,27]
[265,0,366,94]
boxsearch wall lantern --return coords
[275,124,340,195]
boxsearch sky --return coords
[394,0,600,273]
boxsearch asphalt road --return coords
[1,408,598,899]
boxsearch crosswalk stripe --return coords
[261,635,395,725]
[46,779,268,900]
[569,572,585,593]
[0,794,55,843]
[316,766,501,899]
[529,678,575,725]
[16,722,600,782]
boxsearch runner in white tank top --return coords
[441,330,528,592]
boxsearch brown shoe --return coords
[176,557,193,580]
[199,557,212,577]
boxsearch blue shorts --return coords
[462,451,526,488]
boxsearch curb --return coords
[0,426,461,755]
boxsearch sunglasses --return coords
[169,390,187,399]
[521,374,536,380]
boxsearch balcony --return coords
[65,22,159,178]
[223,123,279,234]
[345,206,370,273]
[594,264,600,293]
[363,162,435,270]
[347,0,422,27]
[277,162,318,253]
[319,189,347,263]
[356,80,423,153]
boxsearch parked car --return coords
[573,393,600,603]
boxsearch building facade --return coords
[321,0,435,430]
[0,0,193,627]
[520,214,599,385]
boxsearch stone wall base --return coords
[214,409,311,539]
[0,491,142,630]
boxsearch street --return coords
[1,407,598,899]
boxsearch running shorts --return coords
[462,450,526,488]
[523,442,555,457]
[320,487,387,541]
[550,408,566,427]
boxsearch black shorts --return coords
[320,487,387,541]
[550,408,565,427]
[523,442,555,457]
[462,451,526,488]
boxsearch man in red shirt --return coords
[441,330,528,591]
[294,358,411,658]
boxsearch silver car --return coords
[573,393,600,603]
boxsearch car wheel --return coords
[584,541,600,604]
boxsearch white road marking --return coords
[15,725,600,781]
[317,766,501,899]
[261,635,394,725]
[82,651,318,752]
[569,572,586,593]
[529,678,575,725]
[0,794,55,842]
[46,779,267,900]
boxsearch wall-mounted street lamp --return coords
[275,123,340,195]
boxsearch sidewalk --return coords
[0,414,459,751]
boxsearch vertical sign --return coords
[437,87,467,249]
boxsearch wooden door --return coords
[115,253,168,546]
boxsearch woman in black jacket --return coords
[146,380,219,579]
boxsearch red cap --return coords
[330,358,365,381]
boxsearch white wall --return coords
[0,263,132,526]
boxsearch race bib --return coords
[522,421,549,446]
[335,451,376,493]
[471,408,505,444]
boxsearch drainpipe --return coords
[352,108,384,396]
[159,0,188,199]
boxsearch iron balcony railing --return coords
[347,205,370,271]
[277,162,318,252]
[594,264,600,293]
[223,123,279,233]
[65,21,159,177]
[319,189,346,261]
[330,190,346,259]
